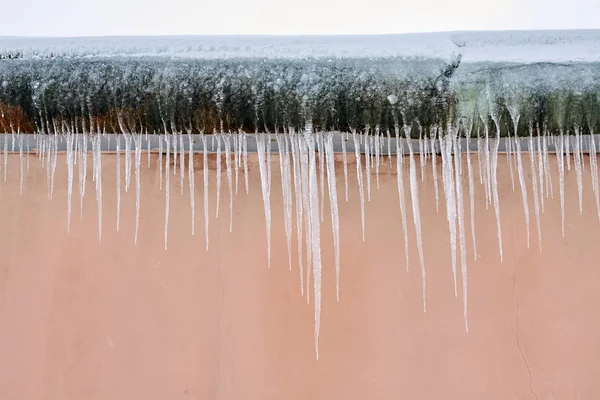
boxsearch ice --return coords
[528,131,542,251]
[453,125,469,332]
[256,133,272,268]
[325,133,341,301]
[375,131,381,189]
[173,133,178,176]
[306,132,322,360]
[277,134,293,270]
[224,134,233,233]
[134,134,142,244]
[290,133,305,295]
[317,132,325,220]
[164,134,171,250]
[490,125,503,262]
[234,133,239,195]
[514,136,530,248]
[187,131,195,235]
[243,132,249,194]
[202,133,210,250]
[466,130,477,260]
[300,135,313,302]
[543,131,553,199]
[506,126,516,191]
[558,131,566,236]
[395,133,410,273]
[180,133,185,195]
[18,134,23,196]
[589,134,600,225]
[440,125,457,297]
[419,129,425,181]
[341,132,349,202]
[386,130,392,166]
[352,131,366,241]
[483,122,492,209]
[431,127,440,212]
[365,132,371,202]
[116,134,121,231]
[3,135,7,183]
[147,136,151,168]
[159,137,163,191]
[50,133,58,200]
[215,133,222,218]
[66,132,74,234]
[93,135,103,243]
[125,133,131,192]
[574,127,583,215]
[405,124,426,312]
[565,133,571,171]
[79,133,88,218]
[536,127,545,212]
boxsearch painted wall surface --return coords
[0,152,599,400]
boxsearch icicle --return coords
[431,127,440,212]
[490,123,503,262]
[528,130,542,251]
[224,134,233,233]
[164,134,171,250]
[18,133,23,196]
[352,131,366,241]
[66,132,74,233]
[3,135,7,183]
[256,133,272,268]
[300,136,313,302]
[180,133,185,195]
[341,132,349,202]
[466,130,477,260]
[243,132,249,194]
[396,134,410,273]
[558,131,566,236]
[147,136,151,168]
[375,130,381,189]
[574,127,583,215]
[50,133,58,200]
[116,136,121,231]
[215,134,222,218]
[188,131,195,235]
[565,132,571,171]
[589,133,600,225]
[325,133,340,301]
[173,133,178,176]
[290,133,305,295]
[234,133,239,195]
[453,125,468,332]
[536,127,545,212]
[158,137,163,191]
[506,125,516,191]
[134,134,142,244]
[386,129,392,166]
[317,132,325,220]
[514,136,530,248]
[419,129,425,181]
[483,121,492,208]
[202,133,209,250]
[405,122,426,311]
[306,132,322,360]
[365,132,371,202]
[277,134,293,270]
[125,133,131,192]
[440,125,458,297]
[94,135,103,243]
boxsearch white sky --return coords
[0,0,598,37]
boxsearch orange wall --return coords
[0,151,599,399]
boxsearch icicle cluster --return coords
[0,121,597,359]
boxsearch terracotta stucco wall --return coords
[0,152,599,399]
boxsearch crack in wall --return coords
[511,221,539,400]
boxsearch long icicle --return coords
[325,133,340,301]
